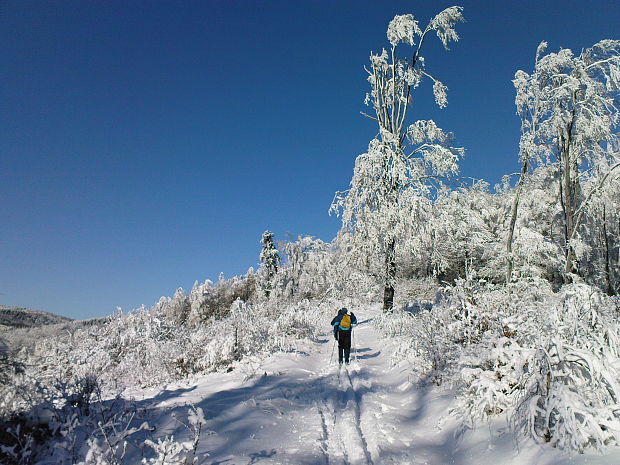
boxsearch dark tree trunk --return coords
[383,237,396,311]
[383,285,395,312]
[427,230,436,277]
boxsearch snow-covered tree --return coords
[506,166,566,283]
[430,182,505,283]
[576,165,620,294]
[512,40,620,279]
[259,230,281,297]
[279,235,330,298]
[507,42,551,282]
[331,7,464,310]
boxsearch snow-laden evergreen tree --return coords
[259,230,281,297]
[512,40,620,279]
[331,7,464,310]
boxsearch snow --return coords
[2,6,619,464]
[115,304,620,465]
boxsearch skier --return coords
[331,308,357,364]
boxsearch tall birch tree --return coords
[331,7,464,310]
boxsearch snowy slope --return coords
[124,304,620,465]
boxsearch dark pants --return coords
[337,330,352,364]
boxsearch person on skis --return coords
[331,308,357,364]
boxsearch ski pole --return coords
[330,338,336,364]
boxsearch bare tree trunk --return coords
[603,205,613,295]
[383,237,396,311]
[233,327,240,360]
[506,158,529,282]
[427,229,436,277]
[568,106,582,276]
[559,111,579,278]
[563,144,574,275]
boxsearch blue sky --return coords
[2,0,619,319]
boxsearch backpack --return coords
[340,314,351,329]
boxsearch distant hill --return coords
[0,305,73,329]
[0,306,109,353]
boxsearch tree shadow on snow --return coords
[402,301,433,315]
[371,374,470,465]
[353,351,380,360]
[128,355,471,465]
[139,369,341,464]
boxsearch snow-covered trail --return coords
[130,305,620,465]
[134,306,421,464]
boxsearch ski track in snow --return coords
[316,363,373,465]
[125,305,620,465]
[340,367,373,465]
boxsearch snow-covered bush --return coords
[450,281,620,452]
[140,406,204,465]
[16,285,329,396]
[77,405,205,465]
[1,380,206,465]
[377,276,511,381]
[0,372,106,465]
[374,283,472,383]
[512,284,620,451]
[0,336,25,418]
[377,276,620,452]
[1,332,209,465]
[2,278,332,462]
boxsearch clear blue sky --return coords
[2,0,619,319]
